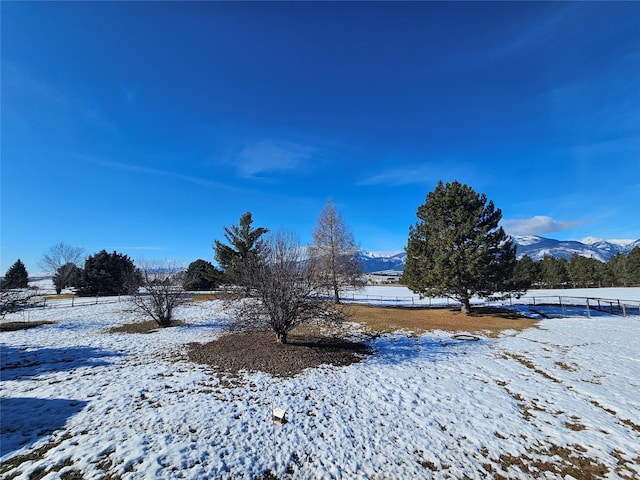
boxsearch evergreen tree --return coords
[509,254,540,290]
[608,253,629,287]
[627,246,640,285]
[598,260,615,288]
[403,181,519,314]
[310,199,363,303]
[539,256,569,288]
[213,212,268,285]
[1,259,29,289]
[183,259,223,291]
[568,254,605,288]
[53,263,83,294]
[77,250,140,296]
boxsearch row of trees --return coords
[1,199,362,337]
[4,181,637,336]
[212,203,362,343]
[512,249,640,289]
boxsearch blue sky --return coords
[2,1,639,274]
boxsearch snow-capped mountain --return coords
[512,236,640,262]
[358,236,639,273]
[358,250,406,273]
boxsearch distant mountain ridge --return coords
[358,250,406,274]
[359,236,640,273]
[512,236,640,262]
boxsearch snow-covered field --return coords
[1,286,639,479]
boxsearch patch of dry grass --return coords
[106,320,183,334]
[43,294,76,300]
[188,293,226,302]
[350,304,538,337]
[0,321,55,332]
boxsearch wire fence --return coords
[342,290,640,318]
[37,295,123,310]
[15,289,124,311]
[497,295,640,318]
[5,287,640,320]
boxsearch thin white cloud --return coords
[358,161,482,188]
[461,4,576,67]
[4,62,116,133]
[70,153,240,191]
[358,164,436,187]
[502,216,584,236]
[234,140,316,178]
[117,246,167,251]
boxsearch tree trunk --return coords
[460,297,472,315]
[276,331,288,344]
[333,282,341,304]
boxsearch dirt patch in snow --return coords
[187,329,373,378]
[350,305,538,337]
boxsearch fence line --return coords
[34,295,123,310]
[8,288,640,318]
[343,291,640,318]
[499,295,640,318]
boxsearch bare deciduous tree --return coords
[310,199,363,304]
[129,261,189,328]
[228,230,346,344]
[39,242,85,294]
[0,289,40,319]
[40,242,85,272]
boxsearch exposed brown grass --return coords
[188,292,229,302]
[107,320,183,334]
[43,294,76,300]
[0,321,55,332]
[496,444,609,479]
[349,304,538,337]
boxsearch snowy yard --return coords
[1,287,639,479]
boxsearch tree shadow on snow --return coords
[0,397,88,457]
[0,345,124,381]
[368,334,487,365]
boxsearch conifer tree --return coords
[403,181,519,314]
[539,256,569,288]
[78,250,140,296]
[1,259,29,289]
[183,259,223,291]
[53,263,83,294]
[214,212,268,285]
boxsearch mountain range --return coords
[359,236,640,274]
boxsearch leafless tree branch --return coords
[128,261,189,327]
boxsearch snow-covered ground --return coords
[345,285,640,309]
[1,287,639,479]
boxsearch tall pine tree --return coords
[1,259,29,289]
[403,181,519,314]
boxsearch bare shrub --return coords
[0,289,41,320]
[129,262,189,328]
[227,230,347,344]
